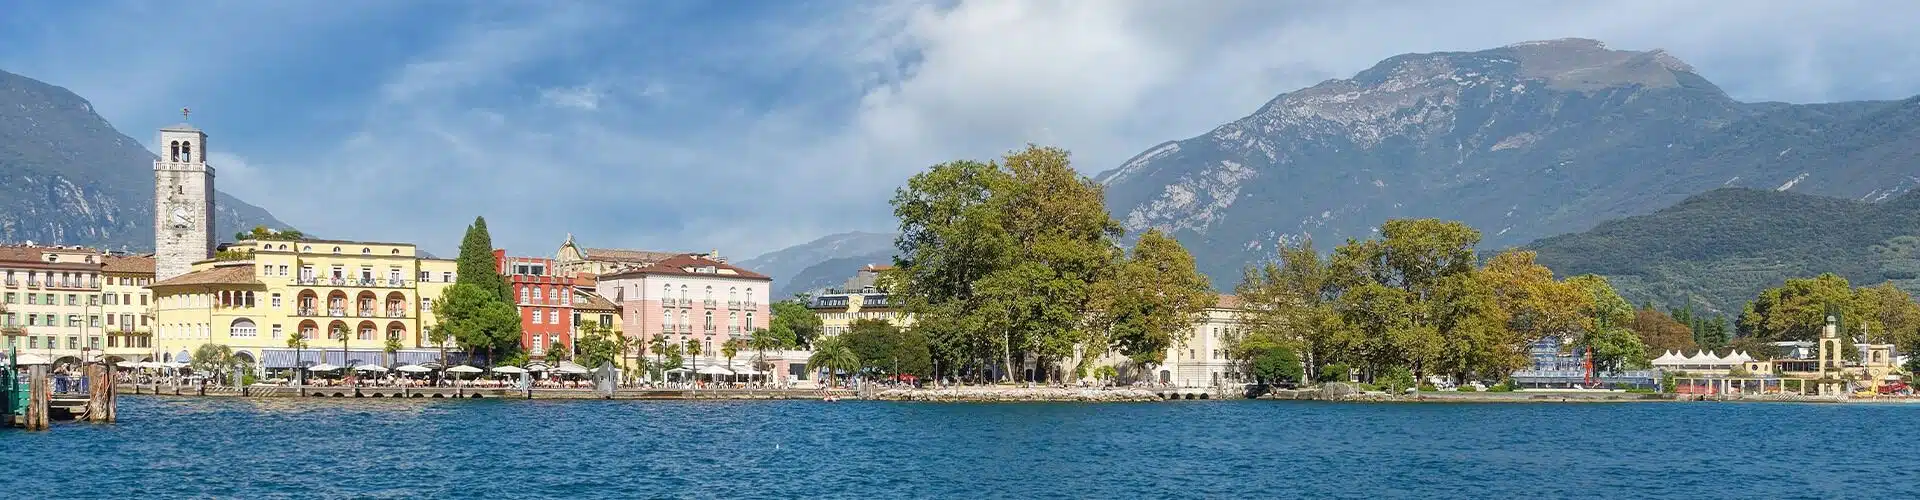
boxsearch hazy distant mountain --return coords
[737,231,895,298]
[1530,188,1920,313]
[1098,38,1920,286]
[0,69,289,251]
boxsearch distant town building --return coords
[1150,295,1245,387]
[599,253,773,369]
[495,250,576,358]
[153,118,216,282]
[553,234,692,280]
[0,245,109,365]
[101,254,156,361]
[148,238,458,371]
[809,264,912,337]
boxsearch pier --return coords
[5,361,118,430]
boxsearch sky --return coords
[3,0,1917,261]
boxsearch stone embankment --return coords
[872,386,1163,402]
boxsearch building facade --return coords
[553,234,687,279]
[0,246,109,365]
[1151,295,1245,387]
[101,255,156,362]
[154,119,216,282]
[600,254,772,368]
[148,239,458,370]
[495,250,577,357]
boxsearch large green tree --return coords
[768,300,821,348]
[437,216,522,363]
[1739,273,1855,342]
[892,145,1123,382]
[1089,229,1213,366]
[1568,274,1649,371]
[455,216,514,302]
[1232,238,1345,381]
[840,319,933,378]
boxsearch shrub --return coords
[1318,363,1352,383]
[1418,383,1439,392]
[1487,383,1513,392]
[1379,366,1416,394]
[1456,384,1477,392]
[242,373,257,386]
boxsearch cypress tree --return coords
[454,216,512,302]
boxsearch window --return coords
[359,266,373,282]
[389,267,402,283]
[121,314,132,327]
[331,265,344,279]
[533,334,544,353]
[533,310,544,324]
[68,315,81,327]
[548,310,558,324]
[4,292,13,304]
[561,291,570,305]
[67,294,78,306]
[358,325,374,340]
[532,287,543,302]
[105,294,117,306]
[746,312,754,331]
[88,294,99,306]
[520,287,530,303]
[443,272,454,282]
[279,265,289,276]
[422,298,433,311]
[140,294,148,306]
[28,336,37,349]
[301,265,315,280]
[89,315,100,328]
[27,314,38,326]
[419,271,431,282]
[272,293,282,308]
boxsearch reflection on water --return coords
[2,397,1917,498]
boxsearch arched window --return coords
[244,291,256,308]
[519,287,530,303]
[728,311,737,329]
[532,287,543,302]
[745,288,753,304]
[703,310,713,327]
[679,285,687,300]
[679,310,687,326]
[704,286,713,300]
[728,287,737,304]
[230,318,257,337]
[362,248,371,255]
[746,312,754,331]
[662,284,670,301]
[169,141,180,162]
[181,142,192,163]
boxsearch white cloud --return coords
[12,0,1920,262]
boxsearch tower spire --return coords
[182,106,191,122]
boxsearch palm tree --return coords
[286,331,309,385]
[721,338,743,371]
[685,339,703,384]
[807,337,859,388]
[748,328,781,382]
[383,336,402,368]
[648,336,668,382]
[191,343,235,386]
[331,324,349,383]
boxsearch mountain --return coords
[736,231,895,298]
[0,69,289,252]
[1098,38,1920,286]
[1529,188,1920,314]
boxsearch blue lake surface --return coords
[4,396,1918,498]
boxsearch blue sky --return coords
[3,0,1917,260]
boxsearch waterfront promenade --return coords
[118,383,855,400]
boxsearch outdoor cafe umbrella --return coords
[9,353,52,365]
[306,363,341,372]
[555,361,590,375]
[114,360,142,369]
[394,364,433,373]
[445,365,483,374]
[491,366,528,375]
[697,365,734,377]
[353,364,389,373]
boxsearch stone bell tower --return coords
[154,107,216,282]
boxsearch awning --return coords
[491,366,528,374]
[697,365,734,376]
[395,364,433,373]
[307,363,341,371]
[556,361,590,374]
[731,366,763,376]
[446,365,483,374]
[353,364,389,373]
[9,353,51,365]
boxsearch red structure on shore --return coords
[494,250,576,358]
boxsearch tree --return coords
[1630,307,1698,355]
[684,339,703,379]
[331,323,349,371]
[1481,250,1588,344]
[1853,282,1920,349]
[436,283,522,364]
[286,330,309,384]
[840,319,932,379]
[234,225,303,242]
[807,336,860,387]
[720,338,744,371]
[192,343,236,385]
[748,328,787,377]
[1249,346,1303,385]
[455,216,513,303]
[1325,219,1485,380]
[1739,273,1854,342]
[1088,229,1213,366]
[893,145,1120,383]
[1233,238,1344,382]
[649,336,669,380]
[547,342,571,361]
[383,336,403,367]
[769,300,821,349]
[1567,275,1648,371]
[425,325,450,365]
[573,323,626,369]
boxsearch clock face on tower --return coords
[169,204,194,230]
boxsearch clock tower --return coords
[154,108,216,282]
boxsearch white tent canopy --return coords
[491,366,528,375]
[555,362,590,375]
[697,365,734,376]
[445,365,483,374]
[353,364,389,373]
[9,353,51,366]
[730,365,763,376]
[307,363,341,372]
[394,364,433,373]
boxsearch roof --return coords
[0,245,106,270]
[600,254,771,281]
[581,248,684,264]
[103,255,156,275]
[862,263,895,272]
[573,290,618,312]
[161,122,202,132]
[150,264,262,287]
[1214,295,1241,309]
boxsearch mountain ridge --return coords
[1097,38,1920,286]
[0,69,290,251]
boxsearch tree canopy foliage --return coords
[436,217,522,363]
[890,145,1210,383]
[768,300,820,349]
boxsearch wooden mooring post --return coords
[86,363,116,423]
[24,364,49,431]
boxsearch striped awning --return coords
[258,348,450,369]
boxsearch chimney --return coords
[492,249,507,273]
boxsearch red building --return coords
[494,250,577,358]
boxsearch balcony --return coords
[25,280,40,289]
[703,324,715,332]
[701,299,717,308]
[677,323,691,333]
[744,301,757,309]
[298,308,318,316]
[660,324,673,333]
[357,310,375,318]
[727,300,742,310]
[386,310,407,319]
[726,326,740,334]
[3,279,16,287]
[661,298,678,307]
[328,308,346,317]
[292,277,413,288]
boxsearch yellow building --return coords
[101,255,157,362]
[148,238,457,372]
[807,264,913,336]
[1,245,109,365]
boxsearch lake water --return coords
[4,397,1917,498]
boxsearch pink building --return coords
[599,254,774,373]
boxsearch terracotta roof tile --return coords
[1214,295,1241,309]
[573,290,618,311]
[0,245,105,270]
[150,265,261,287]
[601,254,770,281]
[582,248,684,264]
[104,255,156,275]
